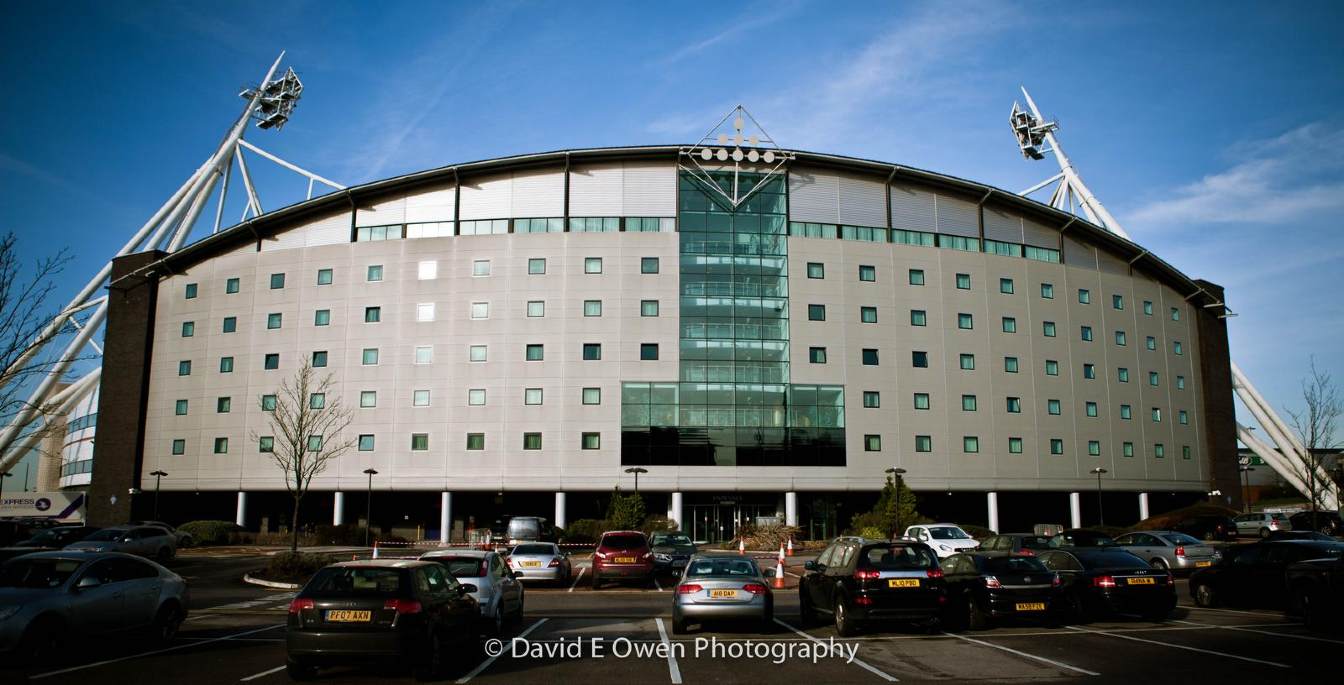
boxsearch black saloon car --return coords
[649,532,697,575]
[1038,548,1176,621]
[978,534,1053,557]
[1172,515,1238,542]
[940,553,1060,629]
[799,538,945,636]
[286,560,480,680]
[1047,529,1117,548]
[1189,540,1344,609]
[1286,556,1344,630]
[1289,511,1342,537]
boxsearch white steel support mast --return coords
[1011,86,1339,511]
[0,52,344,474]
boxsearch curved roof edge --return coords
[141,145,1225,308]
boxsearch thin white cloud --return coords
[653,0,804,66]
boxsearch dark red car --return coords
[591,531,654,589]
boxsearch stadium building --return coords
[84,126,1239,541]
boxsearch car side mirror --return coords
[121,537,133,543]
[75,575,102,590]
[803,560,817,571]
[458,583,477,595]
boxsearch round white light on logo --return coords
[700,148,713,160]
[732,149,744,162]
[717,134,729,145]
[763,151,775,163]
[747,149,759,162]
[716,148,728,161]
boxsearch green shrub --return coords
[262,552,329,584]
[858,526,888,540]
[178,520,244,546]
[1134,503,1240,531]
[848,511,888,536]
[606,489,646,531]
[737,523,801,551]
[560,519,607,544]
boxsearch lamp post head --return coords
[624,467,648,475]
[150,470,168,477]
[885,467,907,476]
[363,468,378,476]
[1091,467,1108,475]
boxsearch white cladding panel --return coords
[356,197,406,227]
[510,169,565,217]
[1023,218,1058,249]
[404,184,457,224]
[1064,235,1098,268]
[458,174,513,220]
[935,195,979,237]
[304,213,351,247]
[890,184,936,231]
[837,174,887,228]
[788,169,839,224]
[622,162,676,216]
[983,207,1024,243]
[569,164,624,216]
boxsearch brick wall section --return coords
[88,251,164,525]
[1195,279,1241,510]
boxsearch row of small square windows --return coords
[180,257,663,299]
[803,263,1184,321]
[804,348,1185,386]
[174,386,606,415]
[854,390,1188,423]
[176,342,661,376]
[859,434,1191,459]
[171,431,601,456]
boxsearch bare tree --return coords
[252,360,355,552]
[1286,357,1342,514]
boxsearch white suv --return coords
[1233,512,1292,538]
[903,524,980,558]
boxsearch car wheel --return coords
[672,609,688,635]
[760,599,776,634]
[157,547,173,562]
[799,589,818,626]
[1150,558,1169,571]
[1068,594,1091,624]
[413,631,443,681]
[490,604,505,636]
[1194,583,1218,608]
[152,603,184,644]
[1259,527,1270,539]
[18,616,65,666]
[966,595,988,631]
[834,597,858,637]
[285,659,317,681]
[590,573,602,590]
[1295,586,1325,629]
[510,589,525,627]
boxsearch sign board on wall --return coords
[0,492,86,521]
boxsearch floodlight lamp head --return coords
[243,66,303,131]
[1009,101,1056,160]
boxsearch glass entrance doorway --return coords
[688,501,780,544]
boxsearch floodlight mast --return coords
[0,52,345,474]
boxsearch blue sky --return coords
[2,1,1342,485]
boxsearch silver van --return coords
[506,517,545,544]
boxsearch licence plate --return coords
[888,578,921,588]
[614,556,636,564]
[672,559,687,567]
[709,589,738,598]
[1015,602,1046,611]
[1195,561,1212,568]
[521,561,542,568]
[325,610,371,623]
[1127,577,1156,585]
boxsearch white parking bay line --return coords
[1066,625,1291,668]
[940,632,1099,676]
[1172,619,1344,645]
[569,566,587,592]
[773,618,897,682]
[456,618,549,684]
[654,618,683,684]
[239,665,286,681]
[1181,605,1282,617]
[32,624,285,679]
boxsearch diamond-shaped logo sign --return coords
[680,105,793,209]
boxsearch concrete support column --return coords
[553,492,566,530]
[986,492,999,533]
[1138,492,1150,522]
[333,491,345,526]
[670,491,683,531]
[440,492,452,545]
[1069,492,1082,529]
[235,491,247,527]
[785,491,798,527]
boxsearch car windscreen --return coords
[600,534,646,550]
[512,544,554,556]
[427,557,486,577]
[83,529,125,542]
[0,558,85,588]
[1077,551,1148,569]
[507,519,541,537]
[1019,536,1052,549]
[1050,532,1116,547]
[1302,544,1344,560]
[1160,533,1203,546]
[862,544,939,570]
[307,567,405,595]
[685,559,758,577]
[928,527,972,540]
[23,529,69,545]
[651,534,692,547]
[983,557,1048,573]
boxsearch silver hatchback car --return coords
[506,543,572,584]
[1115,531,1221,572]
[419,549,524,634]
[671,555,774,634]
[66,525,177,562]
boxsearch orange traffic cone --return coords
[738,538,745,555]
[786,537,795,556]
[773,547,787,589]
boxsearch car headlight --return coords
[654,553,672,562]
[0,605,22,621]
[938,544,952,552]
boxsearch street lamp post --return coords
[624,467,648,493]
[1090,467,1108,526]
[1239,465,1255,513]
[884,467,907,540]
[150,470,168,520]
[363,468,378,547]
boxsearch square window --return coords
[307,435,323,452]
[582,343,602,361]
[912,351,928,368]
[1081,326,1093,342]
[526,344,545,361]
[219,356,233,373]
[1006,397,1021,413]
[999,278,1014,294]
[263,354,279,370]
[473,260,491,277]
[1050,439,1064,455]
[859,265,876,282]
[963,436,980,453]
[360,391,377,408]
[413,390,430,407]
[411,433,429,451]
[958,313,973,329]
[1084,363,1096,379]
[1143,300,1153,315]
[1183,445,1192,460]
[1077,288,1090,304]
[1118,368,1129,383]
[222,316,237,333]
[1045,360,1059,376]
[261,395,276,411]
[1149,371,1160,387]
[317,268,334,285]
[1047,399,1061,415]
[1115,331,1127,346]
[808,304,826,321]
[1112,294,1124,310]
[956,273,971,289]
[640,343,659,360]
[1088,440,1102,457]
[181,321,194,337]
[1173,341,1183,355]
[1004,356,1019,373]
[1152,407,1162,422]
[358,435,375,451]
[1043,321,1057,337]
[582,387,601,405]
[806,262,824,279]
[267,313,282,329]
[471,302,489,319]
[416,302,435,322]
[314,309,330,326]
[270,273,285,289]
[364,306,381,323]
[581,432,601,450]
[1146,336,1157,351]
[1120,404,1132,419]
[910,309,927,326]
[1001,317,1016,333]
[961,395,977,411]
[309,393,325,410]
[1008,437,1024,454]
[362,348,379,365]
[470,345,488,362]
[584,300,602,317]
[860,306,877,323]
[913,393,930,410]
[226,277,240,294]
[367,265,383,282]
[418,261,437,280]
[524,388,543,405]
[527,301,545,317]
[864,435,882,452]
[863,391,881,408]
[641,300,659,317]
[809,347,828,364]
[959,353,975,370]
[915,435,932,452]
[1171,307,1181,321]
[214,437,229,454]
[1085,401,1098,417]
[523,433,543,450]
[174,399,188,416]
[908,269,925,286]
[466,433,485,450]
[1123,442,1135,458]
[468,389,486,406]
[1040,282,1054,299]
[862,348,879,366]
[259,436,274,453]
[1154,443,1166,458]
[1176,376,1185,390]
[584,257,603,274]
[1179,410,1189,425]
[312,351,328,367]
[415,346,433,364]
[184,283,197,299]
[640,257,659,274]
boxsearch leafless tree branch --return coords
[1286,357,1343,513]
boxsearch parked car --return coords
[1171,515,1237,542]
[1114,531,1220,572]
[285,560,480,680]
[1288,511,1342,537]
[903,524,980,558]
[66,526,177,562]
[671,555,773,634]
[1266,530,1336,542]
[590,531,654,589]
[1037,548,1177,621]
[978,533,1053,557]
[799,538,946,636]
[1047,529,1117,548]
[128,520,194,548]
[1233,512,1292,538]
[1286,556,1344,630]
[418,549,523,635]
[0,526,101,564]
[505,516,547,544]
[649,532,697,575]
[940,553,1061,629]
[505,543,571,584]
[1190,540,1344,609]
[0,551,188,664]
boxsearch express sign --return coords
[0,492,85,520]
